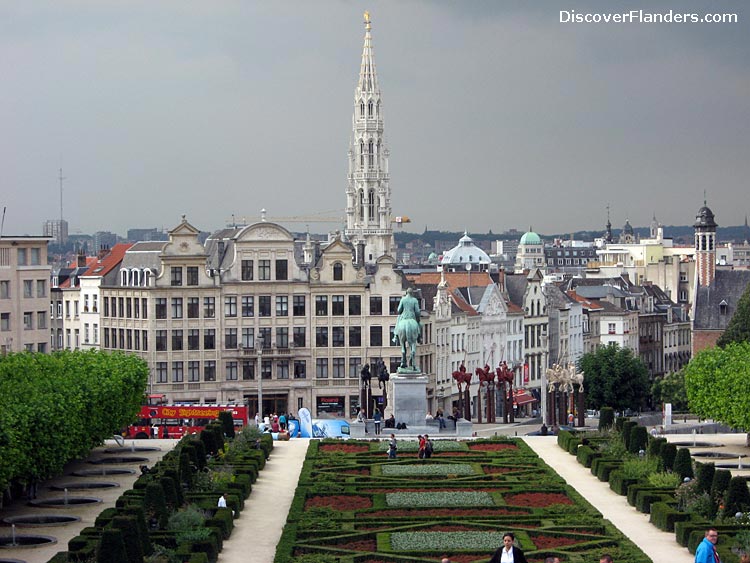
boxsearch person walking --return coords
[695,528,721,563]
[388,434,397,459]
[489,532,528,563]
[373,408,382,435]
[217,493,227,508]
[418,435,426,459]
[424,434,434,458]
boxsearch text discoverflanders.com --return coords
[560,10,738,24]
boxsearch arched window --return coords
[131,269,140,287]
[360,101,365,118]
[120,269,128,286]
[359,190,364,221]
[143,269,153,287]
[333,263,343,281]
[368,189,375,222]
[368,101,373,116]
[360,141,365,166]
[368,140,374,167]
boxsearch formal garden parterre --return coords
[274,438,652,563]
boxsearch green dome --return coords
[520,231,542,245]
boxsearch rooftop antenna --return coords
[0,206,6,238]
[59,168,66,223]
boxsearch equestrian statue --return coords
[392,287,422,374]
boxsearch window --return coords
[332,326,345,347]
[261,359,272,380]
[156,362,168,383]
[275,259,288,281]
[242,360,255,380]
[224,296,237,317]
[349,326,362,347]
[225,328,238,349]
[349,295,361,315]
[204,329,216,350]
[171,330,183,351]
[276,295,288,316]
[259,327,271,348]
[171,298,183,319]
[277,360,290,379]
[23,280,33,298]
[370,325,383,346]
[332,295,344,315]
[316,327,328,347]
[226,361,238,381]
[126,298,132,318]
[608,323,616,335]
[293,295,305,316]
[204,297,215,318]
[171,267,183,286]
[333,263,343,280]
[30,248,40,265]
[205,361,216,381]
[276,327,289,348]
[187,297,199,318]
[93,323,98,344]
[126,296,132,317]
[258,296,272,317]
[294,360,306,379]
[36,280,46,298]
[155,298,167,319]
[241,259,253,281]
[171,362,184,382]
[389,296,400,315]
[0,281,9,299]
[389,326,398,346]
[293,327,306,348]
[332,358,346,378]
[315,296,328,316]
[186,266,199,286]
[156,330,167,351]
[370,296,382,315]
[316,358,328,378]
[37,311,46,329]
[142,298,148,319]
[259,260,271,280]
[188,361,200,382]
[241,328,254,349]
[242,296,254,317]
[188,328,201,350]
[23,311,33,330]
[17,248,27,265]
[0,313,9,331]
[349,357,361,378]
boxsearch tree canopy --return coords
[579,344,650,411]
[651,368,688,411]
[685,341,750,430]
[716,282,750,347]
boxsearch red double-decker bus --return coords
[124,395,249,439]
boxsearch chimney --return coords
[98,245,109,260]
[77,252,87,268]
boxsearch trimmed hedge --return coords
[650,501,691,532]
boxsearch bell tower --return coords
[345,12,394,263]
[694,199,717,287]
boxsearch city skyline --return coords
[2,1,749,237]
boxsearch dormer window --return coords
[720,299,728,315]
[333,263,343,281]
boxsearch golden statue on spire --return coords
[364,11,371,31]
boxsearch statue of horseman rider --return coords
[392,287,422,374]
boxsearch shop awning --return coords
[513,390,538,406]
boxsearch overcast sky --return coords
[2,0,748,238]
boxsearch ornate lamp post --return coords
[256,333,265,424]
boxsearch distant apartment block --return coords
[43,219,69,246]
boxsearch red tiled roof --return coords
[81,243,134,277]
[566,290,604,310]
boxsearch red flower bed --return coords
[483,466,513,474]
[469,443,519,452]
[505,492,573,507]
[335,538,378,551]
[341,468,370,475]
[305,495,372,510]
[363,507,530,518]
[320,444,370,453]
[531,534,581,549]
[363,487,506,494]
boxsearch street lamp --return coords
[541,333,549,426]
[256,333,265,425]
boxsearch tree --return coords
[580,344,650,411]
[685,342,750,432]
[717,283,750,347]
[651,369,688,411]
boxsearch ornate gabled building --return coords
[345,12,394,263]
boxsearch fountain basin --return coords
[0,535,57,548]
[71,468,135,477]
[691,452,736,459]
[0,558,27,563]
[88,456,148,465]
[672,441,724,448]
[27,497,102,509]
[715,463,750,470]
[50,482,119,491]
[3,515,80,527]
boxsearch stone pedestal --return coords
[456,420,473,437]
[390,374,428,429]
[350,421,366,439]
